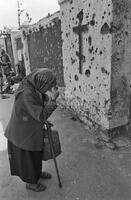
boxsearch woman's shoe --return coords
[26,183,46,192]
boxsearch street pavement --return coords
[0,94,131,200]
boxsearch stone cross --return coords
[73,10,89,74]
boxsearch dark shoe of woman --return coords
[26,183,46,192]
[40,172,52,179]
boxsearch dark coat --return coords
[4,85,57,151]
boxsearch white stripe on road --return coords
[0,121,7,151]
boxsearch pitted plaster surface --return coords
[60,0,113,129]
[109,0,131,128]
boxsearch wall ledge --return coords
[58,0,69,5]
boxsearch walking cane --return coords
[46,121,62,188]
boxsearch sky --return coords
[0,0,60,29]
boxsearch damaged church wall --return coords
[59,0,113,129]
[59,0,131,131]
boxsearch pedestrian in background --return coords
[0,60,10,99]
[0,66,3,98]
[0,49,13,95]
[4,68,59,192]
[0,49,12,79]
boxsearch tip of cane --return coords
[59,183,62,188]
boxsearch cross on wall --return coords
[73,9,89,74]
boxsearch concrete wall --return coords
[59,0,113,129]
[21,27,31,75]
[109,0,131,129]
[29,11,60,29]
[11,31,21,66]
[59,0,131,130]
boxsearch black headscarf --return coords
[15,68,56,98]
[27,68,56,93]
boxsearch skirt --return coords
[8,140,43,184]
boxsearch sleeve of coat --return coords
[23,90,57,122]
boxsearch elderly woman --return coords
[4,68,59,192]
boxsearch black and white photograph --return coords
[0,0,131,199]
